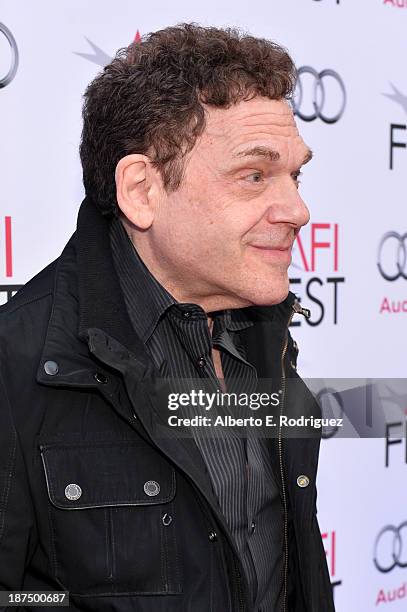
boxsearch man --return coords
[0,23,335,612]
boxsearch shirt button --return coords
[197,356,206,368]
[297,474,310,488]
[208,530,218,542]
[250,521,256,535]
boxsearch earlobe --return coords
[115,154,154,229]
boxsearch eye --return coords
[245,171,264,183]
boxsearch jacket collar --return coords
[76,197,147,355]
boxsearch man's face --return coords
[150,96,311,310]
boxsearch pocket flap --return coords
[40,441,176,509]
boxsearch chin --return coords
[245,281,290,307]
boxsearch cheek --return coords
[165,181,261,248]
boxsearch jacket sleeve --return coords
[0,370,37,589]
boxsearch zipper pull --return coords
[292,300,311,319]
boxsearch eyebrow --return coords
[233,146,281,162]
[233,146,313,166]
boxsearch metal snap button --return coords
[208,530,217,542]
[197,356,206,368]
[144,480,160,497]
[297,475,310,488]
[44,360,59,376]
[65,483,82,501]
[250,521,256,535]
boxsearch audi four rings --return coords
[374,522,407,573]
[292,66,346,124]
[377,231,407,281]
[0,23,19,89]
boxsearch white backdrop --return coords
[1,1,407,609]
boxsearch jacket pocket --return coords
[40,440,181,596]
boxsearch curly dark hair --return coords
[80,22,296,217]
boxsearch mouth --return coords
[248,243,293,262]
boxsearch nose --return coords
[295,192,310,229]
[265,176,310,230]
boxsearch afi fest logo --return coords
[290,223,344,326]
[75,30,142,68]
[292,67,346,124]
[385,413,407,469]
[377,231,407,314]
[321,529,342,601]
[384,83,407,169]
[0,23,18,88]
[0,216,21,304]
[374,521,407,606]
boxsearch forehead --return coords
[200,97,305,157]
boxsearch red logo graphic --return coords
[380,298,407,313]
[383,0,407,8]
[0,216,21,304]
[290,222,344,326]
[321,529,342,599]
[376,582,407,605]
[295,223,339,272]
[322,529,336,577]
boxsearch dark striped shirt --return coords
[110,218,283,611]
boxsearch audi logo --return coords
[374,522,407,573]
[377,231,407,281]
[0,23,19,89]
[292,66,346,124]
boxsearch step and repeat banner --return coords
[1,1,406,610]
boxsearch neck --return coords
[120,218,252,314]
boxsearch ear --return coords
[115,154,154,229]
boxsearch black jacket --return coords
[0,198,335,612]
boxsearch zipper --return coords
[291,301,311,320]
[278,298,309,612]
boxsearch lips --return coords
[248,243,293,262]
[250,244,292,251]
